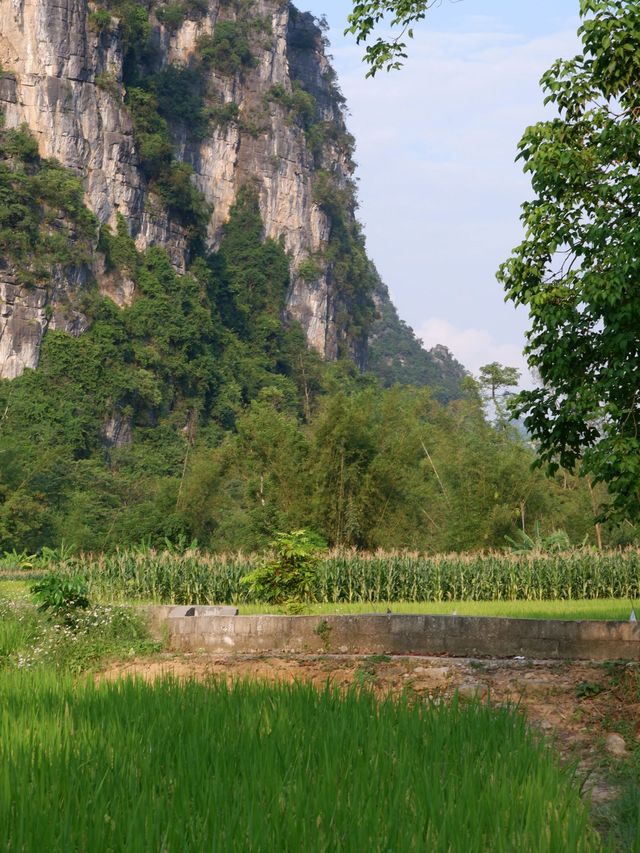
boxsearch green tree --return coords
[478,363,520,406]
[498,0,640,521]
[345,0,458,76]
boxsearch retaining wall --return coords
[146,608,640,660]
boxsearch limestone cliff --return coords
[0,0,463,398]
[0,0,362,375]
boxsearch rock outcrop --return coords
[0,259,91,379]
[0,0,354,371]
[0,0,465,398]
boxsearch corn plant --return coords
[40,547,640,605]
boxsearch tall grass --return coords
[37,547,640,605]
[0,671,602,851]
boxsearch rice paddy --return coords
[0,671,602,852]
[238,598,639,620]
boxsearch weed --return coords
[364,653,391,665]
[314,618,332,649]
[354,665,377,688]
[576,681,606,699]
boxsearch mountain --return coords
[367,274,466,402]
[0,0,465,397]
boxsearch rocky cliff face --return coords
[0,259,91,379]
[0,0,358,377]
[0,0,464,399]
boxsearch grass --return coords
[0,580,29,598]
[0,672,602,852]
[237,599,639,621]
[0,596,160,672]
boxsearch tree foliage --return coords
[498,0,640,521]
[478,363,520,405]
[345,0,458,76]
[0,123,97,281]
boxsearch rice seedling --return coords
[237,598,640,621]
[0,672,604,851]
[0,599,40,663]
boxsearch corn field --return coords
[25,548,640,604]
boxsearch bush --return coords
[197,22,255,75]
[156,2,186,31]
[206,100,240,128]
[297,257,322,282]
[153,64,209,139]
[4,124,39,162]
[264,83,317,131]
[156,161,211,229]
[240,530,325,606]
[95,72,120,97]
[88,8,113,33]
[30,573,89,619]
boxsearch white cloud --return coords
[418,317,535,388]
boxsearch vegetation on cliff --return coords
[0,122,96,282]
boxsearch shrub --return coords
[206,100,240,128]
[297,257,322,282]
[30,573,90,619]
[156,161,211,229]
[95,72,120,97]
[156,2,186,31]
[98,212,139,273]
[240,529,325,606]
[153,64,209,139]
[186,0,208,13]
[116,0,152,59]
[4,124,39,162]
[88,8,113,33]
[264,83,317,132]
[197,22,256,75]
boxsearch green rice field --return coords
[0,671,602,852]
[239,598,639,620]
[2,580,636,621]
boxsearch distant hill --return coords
[367,276,467,402]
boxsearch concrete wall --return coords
[146,609,640,660]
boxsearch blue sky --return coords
[299,0,581,383]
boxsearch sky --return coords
[299,0,582,385]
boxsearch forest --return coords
[0,116,631,555]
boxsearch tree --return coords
[478,363,520,405]
[498,0,640,520]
